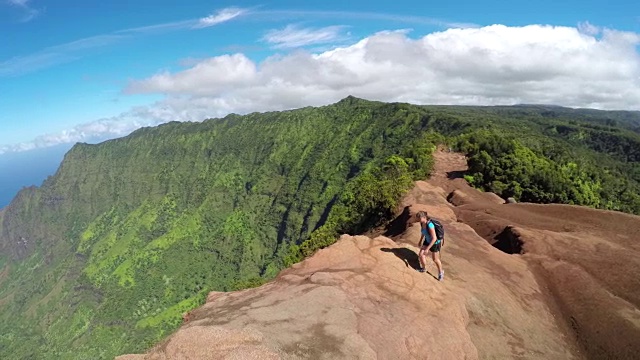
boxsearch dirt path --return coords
[428,146,469,193]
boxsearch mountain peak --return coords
[336,95,367,106]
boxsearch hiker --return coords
[416,211,444,281]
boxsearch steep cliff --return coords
[0,98,439,358]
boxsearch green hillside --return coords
[0,97,639,359]
[431,105,640,213]
[0,97,440,358]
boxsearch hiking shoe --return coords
[418,267,426,273]
[438,271,444,281]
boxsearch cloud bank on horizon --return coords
[126,23,640,114]
[1,6,639,155]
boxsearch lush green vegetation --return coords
[0,97,442,359]
[288,132,441,264]
[0,97,639,359]
[445,108,640,214]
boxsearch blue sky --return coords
[1,0,639,152]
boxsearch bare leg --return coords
[418,248,427,270]
[432,251,443,275]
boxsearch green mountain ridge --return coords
[0,97,440,358]
[1,96,639,359]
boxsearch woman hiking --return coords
[416,211,444,281]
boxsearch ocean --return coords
[0,143,72,208]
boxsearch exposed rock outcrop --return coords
[118,150,640,360]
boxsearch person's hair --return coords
[415,210,428,219]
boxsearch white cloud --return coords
[578,21,601,36]
[116,20,196,35]
[7,0,29,6]
[262,24,349,48]
[0,7,240,77]
[255,10,478,29]
[7,0,42,22]
[126,54,257,96]
[195,7,247,28]
[0,108,172,154]
[4,23,640,154]
[125,24,640,115]
[0,34,127,77]
[0,19,197,77]
[1,7,469,77]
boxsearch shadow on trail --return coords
[383,206,411,237]
[380,247,421,270]
[446,170,466,180]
